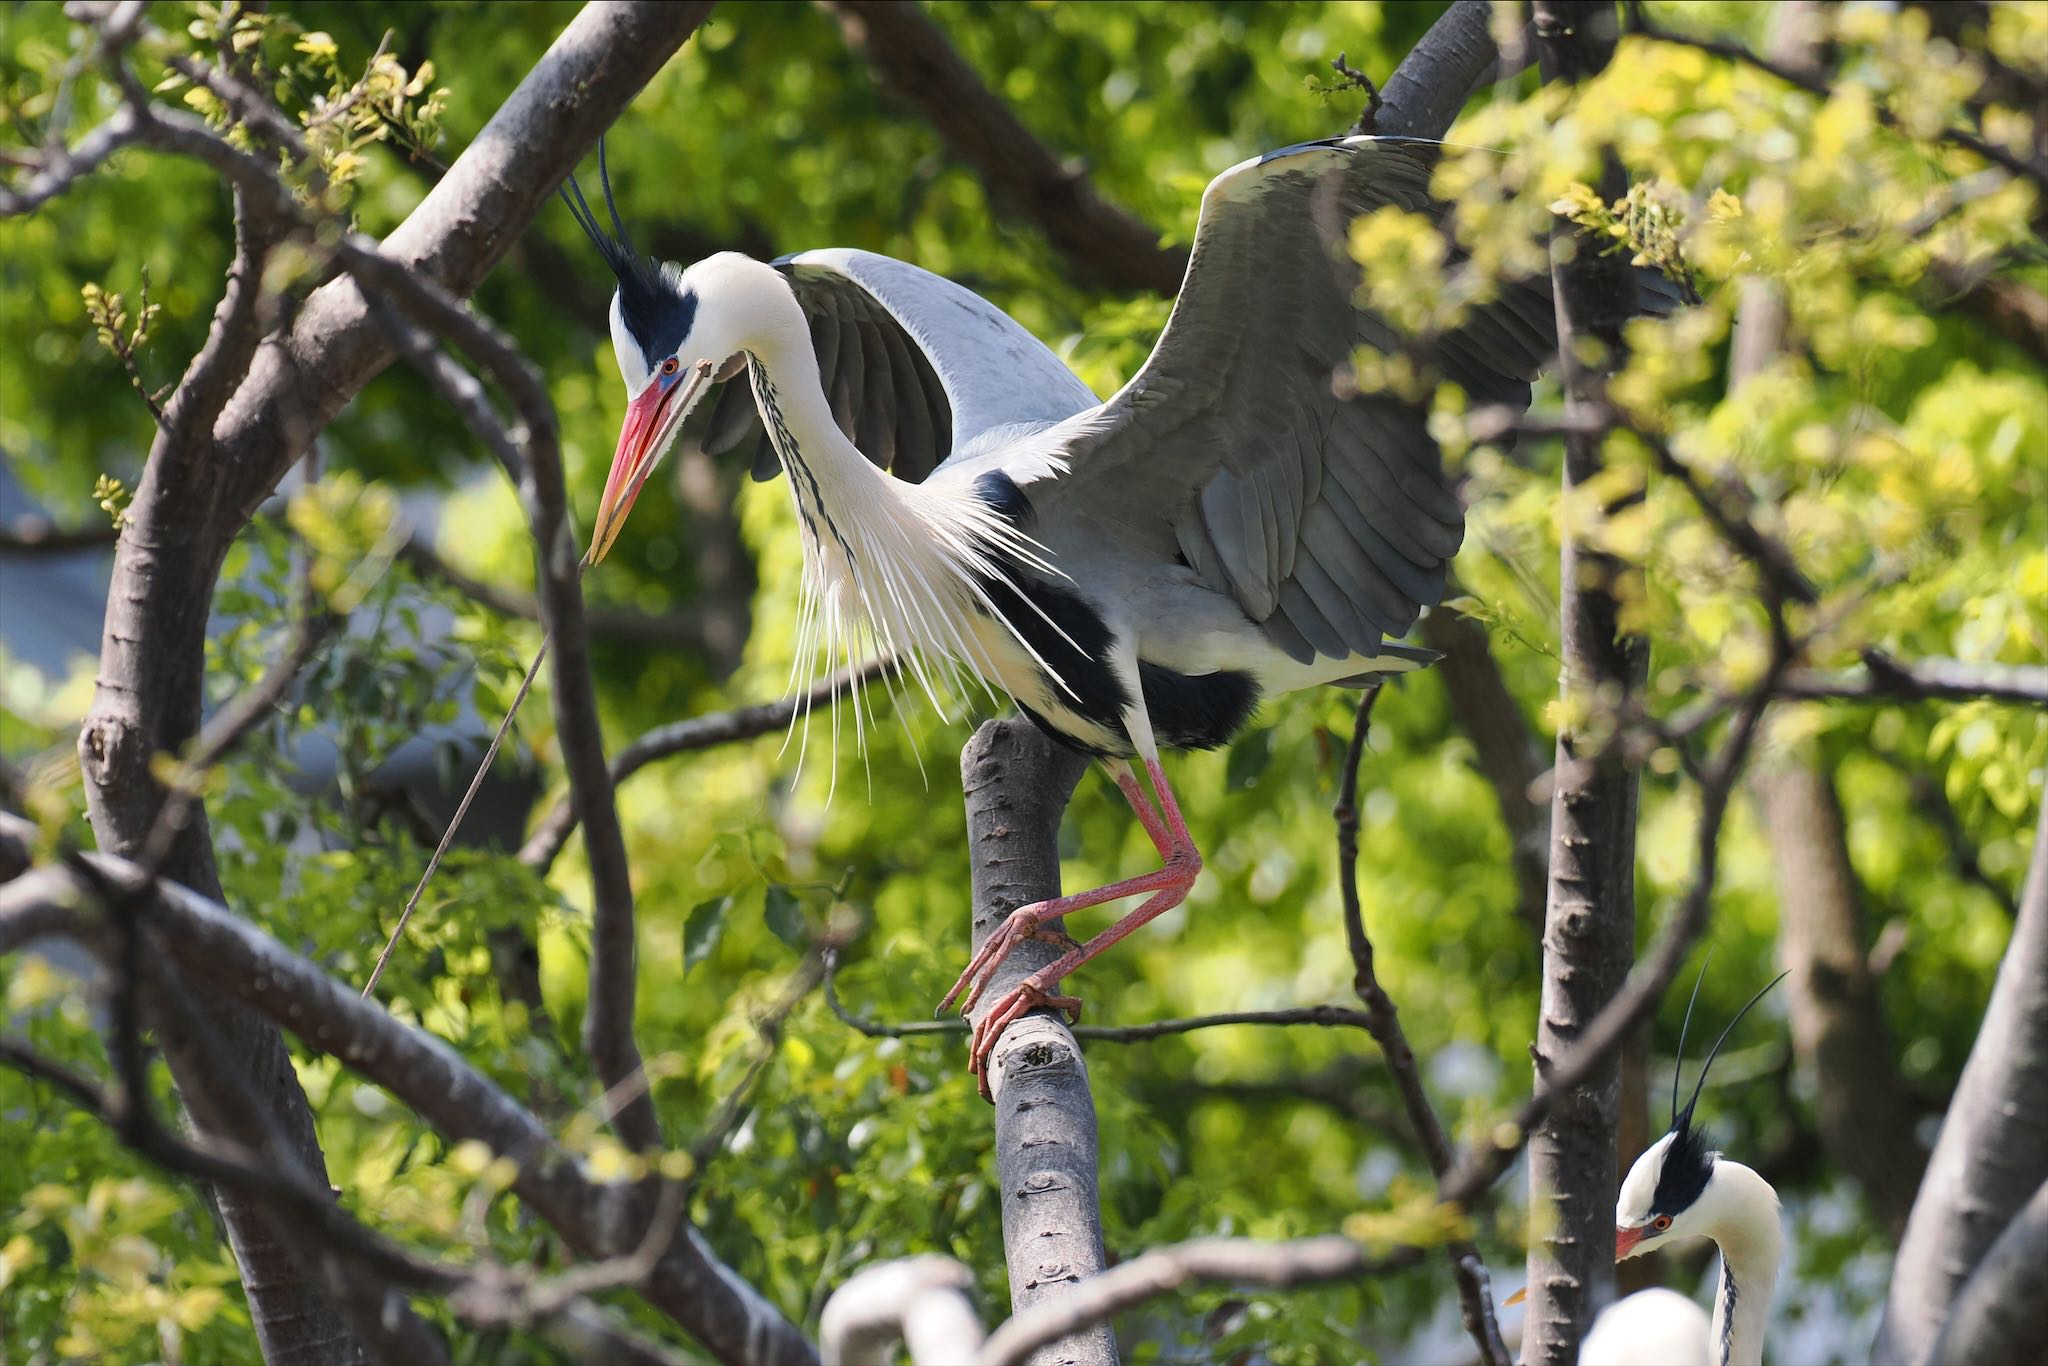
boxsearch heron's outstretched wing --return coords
[1035,136,1581,664]
[700,248,1098,485]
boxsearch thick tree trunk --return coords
[70,6,708,1358]
[1522,5,1648,1361]
[960,719,1111,1366]
[1754,737,1923,1235]
[1876,804,2048,1363]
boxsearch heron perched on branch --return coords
[565,133,1647,1089]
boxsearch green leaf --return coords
[683,897,727,974]
[763,885,805,950]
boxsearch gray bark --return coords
[68,5,708,1359]
[1523,5,1649,1361]
[960,719,1110,1366]
[1925,1176,2048,1366]
[1876,804,2048,1363]
[1755,738,1923,1236]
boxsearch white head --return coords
[563,150,788,563]
[1613,967,1788,1264]
[1615,1125,1724,1261]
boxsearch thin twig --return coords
[978,1236,1426,1366]
[364,634,551,999]
[1336,689,1509,1366]
[823,948,1375,1041]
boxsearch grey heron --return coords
[563,134,1635,1089]
[1512,970,1789,1366]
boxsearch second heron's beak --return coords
[586,362,708,566]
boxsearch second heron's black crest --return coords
[560,138,698,364]
[1652,960,1790,1217]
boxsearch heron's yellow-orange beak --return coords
[587,382,670,566]
[586,365,705,566]
[1614,1224,1647,1260]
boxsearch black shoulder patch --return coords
[972,471,1035,529]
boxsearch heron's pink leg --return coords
[954,759,1202,1094]
[937,758,1198,1018]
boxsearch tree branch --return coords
[1522,5,1648,1355]
[1775,651,2048,708]
[824,951,1376,1041]
[958,719,1110,1366]
[819,0,1184,295]
[1336,690,1509,1366]
[977,1237,1424,1366]
[1876,802,2048,1362]
[0,856,820,1366]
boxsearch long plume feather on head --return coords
[1670,961,1790,1135]
[559,138,694,362]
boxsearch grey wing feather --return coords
[703,247,1097,485]
[1035,135,1641,664]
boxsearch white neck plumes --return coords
[734,271,1066,771]
[1699,1159,1784,1366]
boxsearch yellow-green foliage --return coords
[1,3,2041,1362]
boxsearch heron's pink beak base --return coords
[587,380,678,566]
[1615,1225,1647,1260]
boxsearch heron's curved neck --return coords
[1705,1160,1783,1366]
[737,279,1044,710]
[742,297,895,511]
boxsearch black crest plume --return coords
[1671,961,1790,1134]
[559,137,697,360]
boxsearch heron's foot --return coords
[968,976,1084,1101]
[935,901,1077,1017]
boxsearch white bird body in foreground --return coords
[565,135,1618,1084]
[1579,1287,1712,1366]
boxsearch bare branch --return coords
[823,952,1377,1042]
[820,0,1185,295]
[0,1030,711,1366]
[1776,651,2048,708]
[1878,805,2048,1362]
[979,1236,1424,1366]
[0,103,144,216]
[0,858,820,1365]
[1523,6,1648,1352]
[1925,1176,2048,1366]
[1336,689,1509,1366]
[958,718,1110,1365]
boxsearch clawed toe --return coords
[967,979,1086,1100]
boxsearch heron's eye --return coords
[1652,1215,1672,1232]
[661,357,680,377]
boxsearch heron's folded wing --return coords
[1037,136,1626,664]
[699,248,1098,486]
